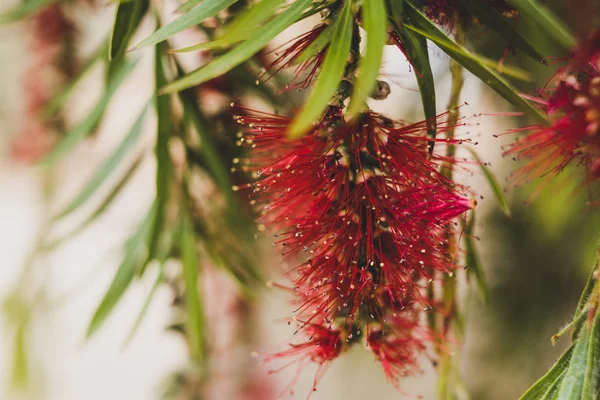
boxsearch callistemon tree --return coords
[2,0,600,398]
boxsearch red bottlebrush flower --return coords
[234,105,472,391]
[264,323,343,397]
[503,29,600,188]
[259,24,329,90]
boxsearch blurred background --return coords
[0,1,599,399]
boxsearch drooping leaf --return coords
[468,148,511,217]
[46,153,145,249]
[0,0,56,23]
[293,23,334,64]
[160,0,313,94]
[10,321,28,389]
[86,203,157,338]
[390,21,437,147]
[572,260,598,341]
[180,194,204,362]
[219,0,287,43]
[109,0,149,62]
[581,311,600,399]
[53,101,151,220]
[146,45,172,267]
[123,265,163,346]
[403,2,548,124]
[176,0,204,13]
[41,40,108,120]
[347,0,387,118]
[507,0,576,51]
[459,0,545,63]
[556,325,591,400]
[464,211,488,303]
[287,1,353,138]
[39,59,138,167]
[520,345,574,400]
[130,0,238,51]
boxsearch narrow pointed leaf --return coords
[160,0,313,94]
[293,23,334,64]
[347,0,387,118]
[556,326,591,400]
[391,22,436,146]
[403,2,548,124]
[146,45,172,268]
[176,0,204,13]
[459,0,545,62]
[572,260,598,341]
[582,312,600,399]
[180,195,204,362]
[47,153,145,249]
[520,345,574,400]
[468,148,511,217]
[288,1,353,138]
[86,204,156,338]
[219,0,287,43]
[109,0,149,61]
[0,0,56,23]
[507,0,576,51]
[123,267,162,346]
[130,0,238,51]
[41,40,108,120]
[170,36,244,53]
[40,59,138,167]
[53,101,151,220]
[464,212,488,303]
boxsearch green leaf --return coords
[293,23,334,64]
[287,1,353,138]
[347,0,387,118]
[403,2,548,125]
[176,0,204,13]
[160,0,313,94]
[46,153,145,249]
[180,194,204,362]
[39,59,138,167]
[0,0,57,23]
[572,260,598,341]
[53,101,151,220]
[520,345,574,400]
[41,40,108,121]
[86,203,157,338]
[10,321,28,390]
[463,211,488,303]
[219,0,287,43]
[146,45,173,267]
[582,311,600,399]
[390,22,437,146]
[130,0,238,51]
[170,36,245,53]
[467,148,511,217]
[123,266,163,346]
[556,325,590,400]
[109,0,149,62]
[507,0,576,51]
[459,0,545,63]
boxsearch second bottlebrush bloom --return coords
[505,29,600,186]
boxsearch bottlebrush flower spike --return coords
[503,29,600,187]
[259,24,329,90]
[234,105,473,391]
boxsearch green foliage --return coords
[288,0,353,137]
